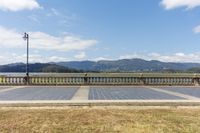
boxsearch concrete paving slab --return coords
[0,86,11,90]
[72,86,89,100]
[157,87,200,99]
[89,86,184,100]
[0,86,79,101]
[147,87,200,100]
[0,86,26,93]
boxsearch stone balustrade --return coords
[0,73,199,86]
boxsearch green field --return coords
[0,108,200,133]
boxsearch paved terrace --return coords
[0,86,200,106]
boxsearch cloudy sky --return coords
[1,0,200,64]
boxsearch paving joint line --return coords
[71,86,90,100]
[0,86,26,93]
[145,86,200,100]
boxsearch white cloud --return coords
[91,56,118,61]
[93,57,111,61]
[2,51,200,65]
[161,0,200,10]
[28,15,39,23]
[51,8,60,16]
[74,52,86,60]
[46,8,77,27]
[46,8,61,17]
[0,26,97,64]
[0,0,41,11]
[0,53,70,65]
[119,52,200,63]
[0,26,97,52]
[193,25,200,33]
[119,53,146,60]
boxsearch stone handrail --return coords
[0,73,199,86]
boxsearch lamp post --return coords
[23,32,29,85]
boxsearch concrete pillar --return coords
[139,77,145,85]
[193,78,200,86]
[84,74,88,85]
[128,77,130,84]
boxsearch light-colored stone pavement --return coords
[147,87,200,100]
[0,86,200,107]
[0,86,25,93]
[71,86,90,100]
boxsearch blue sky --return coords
[1,0,200,64]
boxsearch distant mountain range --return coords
[56,58,200,72]
[1,58,200,73]
[0,63,83,73]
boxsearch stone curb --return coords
[0,100,200,107]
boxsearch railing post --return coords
[193,74,200,86]
[139,73,145,85]
[0,76,2,85]
[84,73,88,85]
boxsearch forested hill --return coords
[56,59,200,72]
[2,58,200,72]
[0,63,83,73]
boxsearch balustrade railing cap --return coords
[139,73,143,78]
[193,73,198,78]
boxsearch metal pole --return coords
[26,33,29,85]
[23,33,29,85]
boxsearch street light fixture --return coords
[23,32,29,85]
